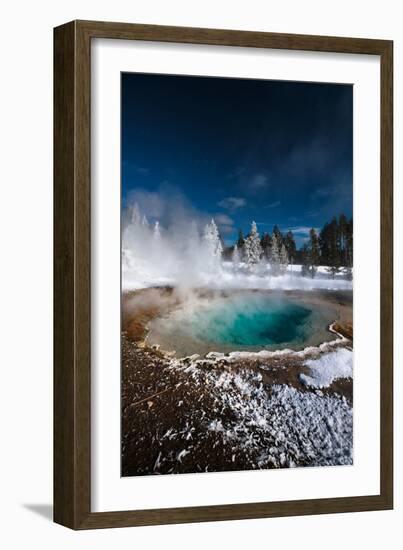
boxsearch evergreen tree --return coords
[300,228,320,278]
[237,229,245,248]
[317,215,353,278]
[343,217,353,279]
[319,222,331,265]
[260,232,271,259]
[272,225,283,247]
[284,231,296,264]
[338,214,349,266]
[236,229,245,261]
[203,219,223,259]
[270,232,281,275]
[326,217,341,278]
[243,221,263,266]
[308,228,320,278]
[279,243,289,274]
[347,218,353,263]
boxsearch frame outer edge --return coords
[380,40,393,508]
[54,21,77,529]
[75,20,92,528]
[54,19,394,529]
[74,19,391,55]
[54,20,92,529]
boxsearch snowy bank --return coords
[300,348,353,388]
[123,250,353,292]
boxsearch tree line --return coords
[225,214,353,279]
[127,202,352,279]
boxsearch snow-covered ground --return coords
[300,348,353,388]
[208,262,352,291]
[122,336,353,474]
[123,249,353,291]
[172,360,352,468]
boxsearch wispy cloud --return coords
[283,226,319,235]
[214,213,235,235]
[265,200,281,209]
[217,196,246,212]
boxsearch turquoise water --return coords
[188,297,311,346]
[146,291,339,357]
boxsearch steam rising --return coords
[122,194,222,290]
[122,193,353,292]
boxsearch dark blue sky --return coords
[122,73,352,247]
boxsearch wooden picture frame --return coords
[54,20,393,529]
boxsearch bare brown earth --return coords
[333,320,353,340]
[122,334,248,476]
[121,287,353,476]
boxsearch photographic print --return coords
[121,73,353,477]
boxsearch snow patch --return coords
[169,360,352,468]
[300,348,353,388]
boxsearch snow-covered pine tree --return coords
[279,243,289,274]
[243,221,263,266]
[153,221,161,240]
[203,219,223,259]
[270,232,281,275]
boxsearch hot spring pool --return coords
[146,290,342,357]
